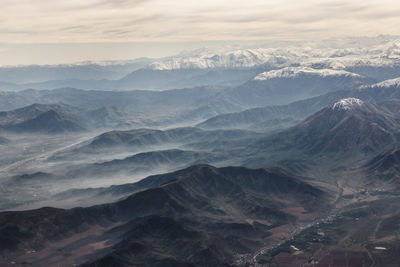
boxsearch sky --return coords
[1,0,400,65]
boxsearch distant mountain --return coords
[0,165,329,266]
[117,68,261,90]
[198,76,400,131]
[0,59,153,84]
[253,98,400,156]
[197,104,304,131]
[0,102,138,133]
[11,110,85,133]
[371,77,400,88]
[2,38,400,91]
[346,65,400,82]
[0,103,80,124]
[0,81,19,91]
[88,127,253,149]
[0,48,287,91]
[84,106,136,129]
[2,76,400,130]
[0,103,86,133]
[148,48,291,70]
[88,127,205,149]
[148,40,400,79]
[51,127,260,160]
[213,67,372,108]
[0,87,236,127]
[0,68,262,91]
[66,149,221,179]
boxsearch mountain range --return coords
[198,77,400,131]
[2,37,400,266]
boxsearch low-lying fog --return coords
[0,130,239,211]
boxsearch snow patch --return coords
[290,245,300,251]
[332,98,364,111]
[254,67,359,80]
[372,77,400,88]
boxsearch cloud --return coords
[0,0,400,43]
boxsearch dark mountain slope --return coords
[0,165,329,266]
[365,147,400,182]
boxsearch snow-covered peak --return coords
[142,37,400,71]
[371,77,400,88]
[148,48,292,70]
[332,98,364,111]
[254,67,360,80]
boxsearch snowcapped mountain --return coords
[254,67,361,80]
[1,37,400,91]
[252,98,400,155]
[331,97,364,111]
[146,37,400,73]
[148,48,292,70]
[371,77,400,88]
[215,66,369,107]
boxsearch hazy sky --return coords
[1,0,400,65]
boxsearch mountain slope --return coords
[117,68,260,90]
[0,165,329,266]
[213,67,371,108]
[52,127,260,160]
[11,110,85,133]
[0,103,86,133]
[198,77,400,131]
[0,103,80,124]
[227,98,400,175]
[65,149,221,179]
[253,98,400,155]
[0,87,238,127]
[84,106,134,129]
[365,146,400,183]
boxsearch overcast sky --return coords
[1,0,400,65]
